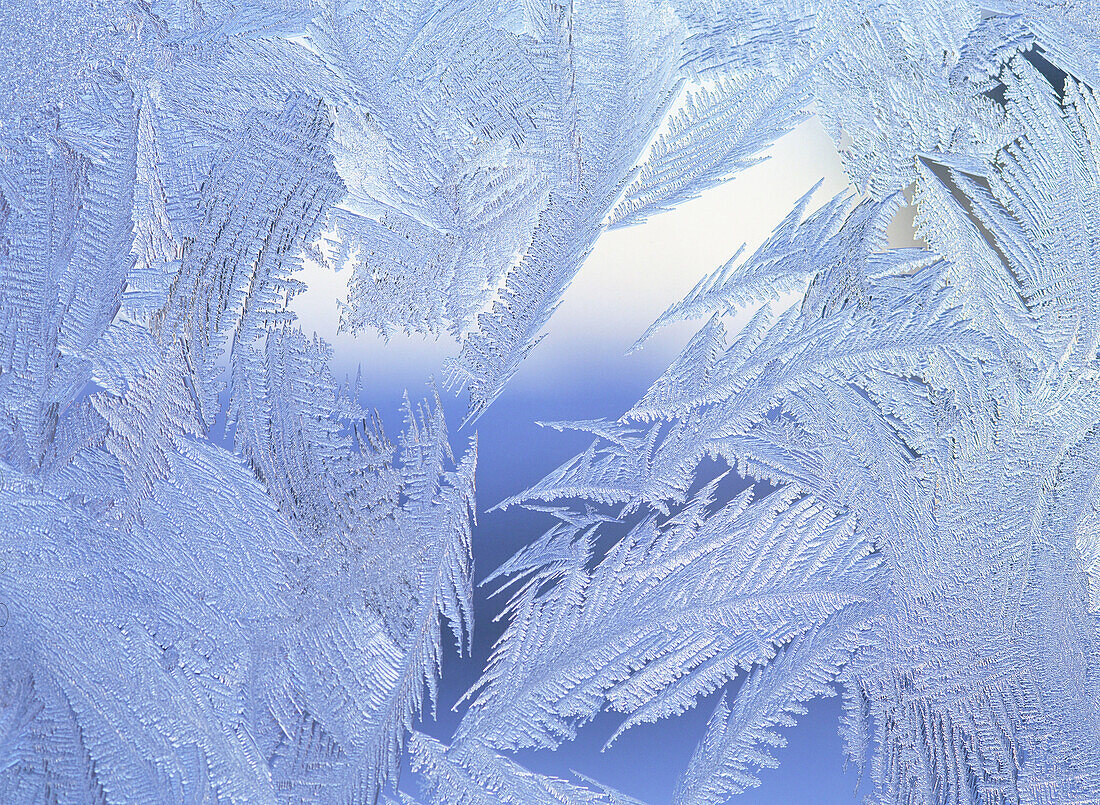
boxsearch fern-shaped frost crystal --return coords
[2,1,1098,803]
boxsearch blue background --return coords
[359,353,871,803]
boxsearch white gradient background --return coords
[288,116,896,393]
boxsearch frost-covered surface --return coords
[1,0,1098,803]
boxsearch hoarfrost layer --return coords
[0,1,1097,803]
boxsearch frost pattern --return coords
[0,3,474,803]
[472,49,1100,805]
[2,1,1099,804]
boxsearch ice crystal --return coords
[1,1,1098,803]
